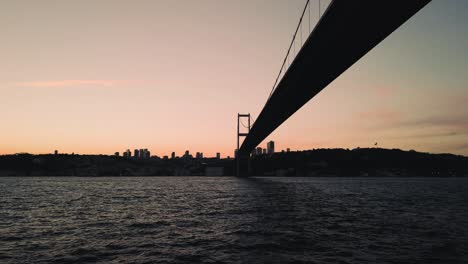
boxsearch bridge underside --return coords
[238,0,431,158]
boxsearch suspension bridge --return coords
[236,0,432,176]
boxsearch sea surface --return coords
[0,177,467,264]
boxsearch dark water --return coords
[0,177,467,264]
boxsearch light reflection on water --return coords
[0,177,467,263]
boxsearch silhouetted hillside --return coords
[0,148,467,177]
[251,148,468,177]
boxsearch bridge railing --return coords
[267,0,333,102]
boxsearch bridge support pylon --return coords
[236,113,251,177]
[236,154,251,177]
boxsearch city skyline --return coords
[1,1,468,156]
[1,2,467,264]
[18,140,284,159]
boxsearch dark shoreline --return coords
[1,175,463,177]
[1,148,467,177]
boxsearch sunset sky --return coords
[1,0,468,157]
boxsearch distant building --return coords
[183,150,191,159]
[256,147,263,156]
[135,149,150,159]
[287,148,290,152]
[171,152,176,159]
[54,150,58,155]
[114,152,120,157]
[216,152,221,159]
[144,149,150,159]
[163,155,169,160]
[196,152,204,159]
[262,149,267,155]
[267,141,275,154]
[134,149,139,158]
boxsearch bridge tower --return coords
[236,114,251,177]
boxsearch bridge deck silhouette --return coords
[238,0,431,161]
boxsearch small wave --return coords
[0,236,23,242]
[128,221,169,229]
[0,253,13,260]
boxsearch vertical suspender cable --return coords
[308,1,311,34]
[319,0,321,17]
[266,0,311,102]
[300,26,303,48]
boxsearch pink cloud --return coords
[375,86,397,99]
[351,86,398,100]
[14,80,151,88]
[357,109,401,122]
[446,94,468,106]
[462,96,468,104]
[377,115,468,133]
[457,144,468,150]
[389,131,459,139]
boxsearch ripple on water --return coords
[0,177,467,264]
